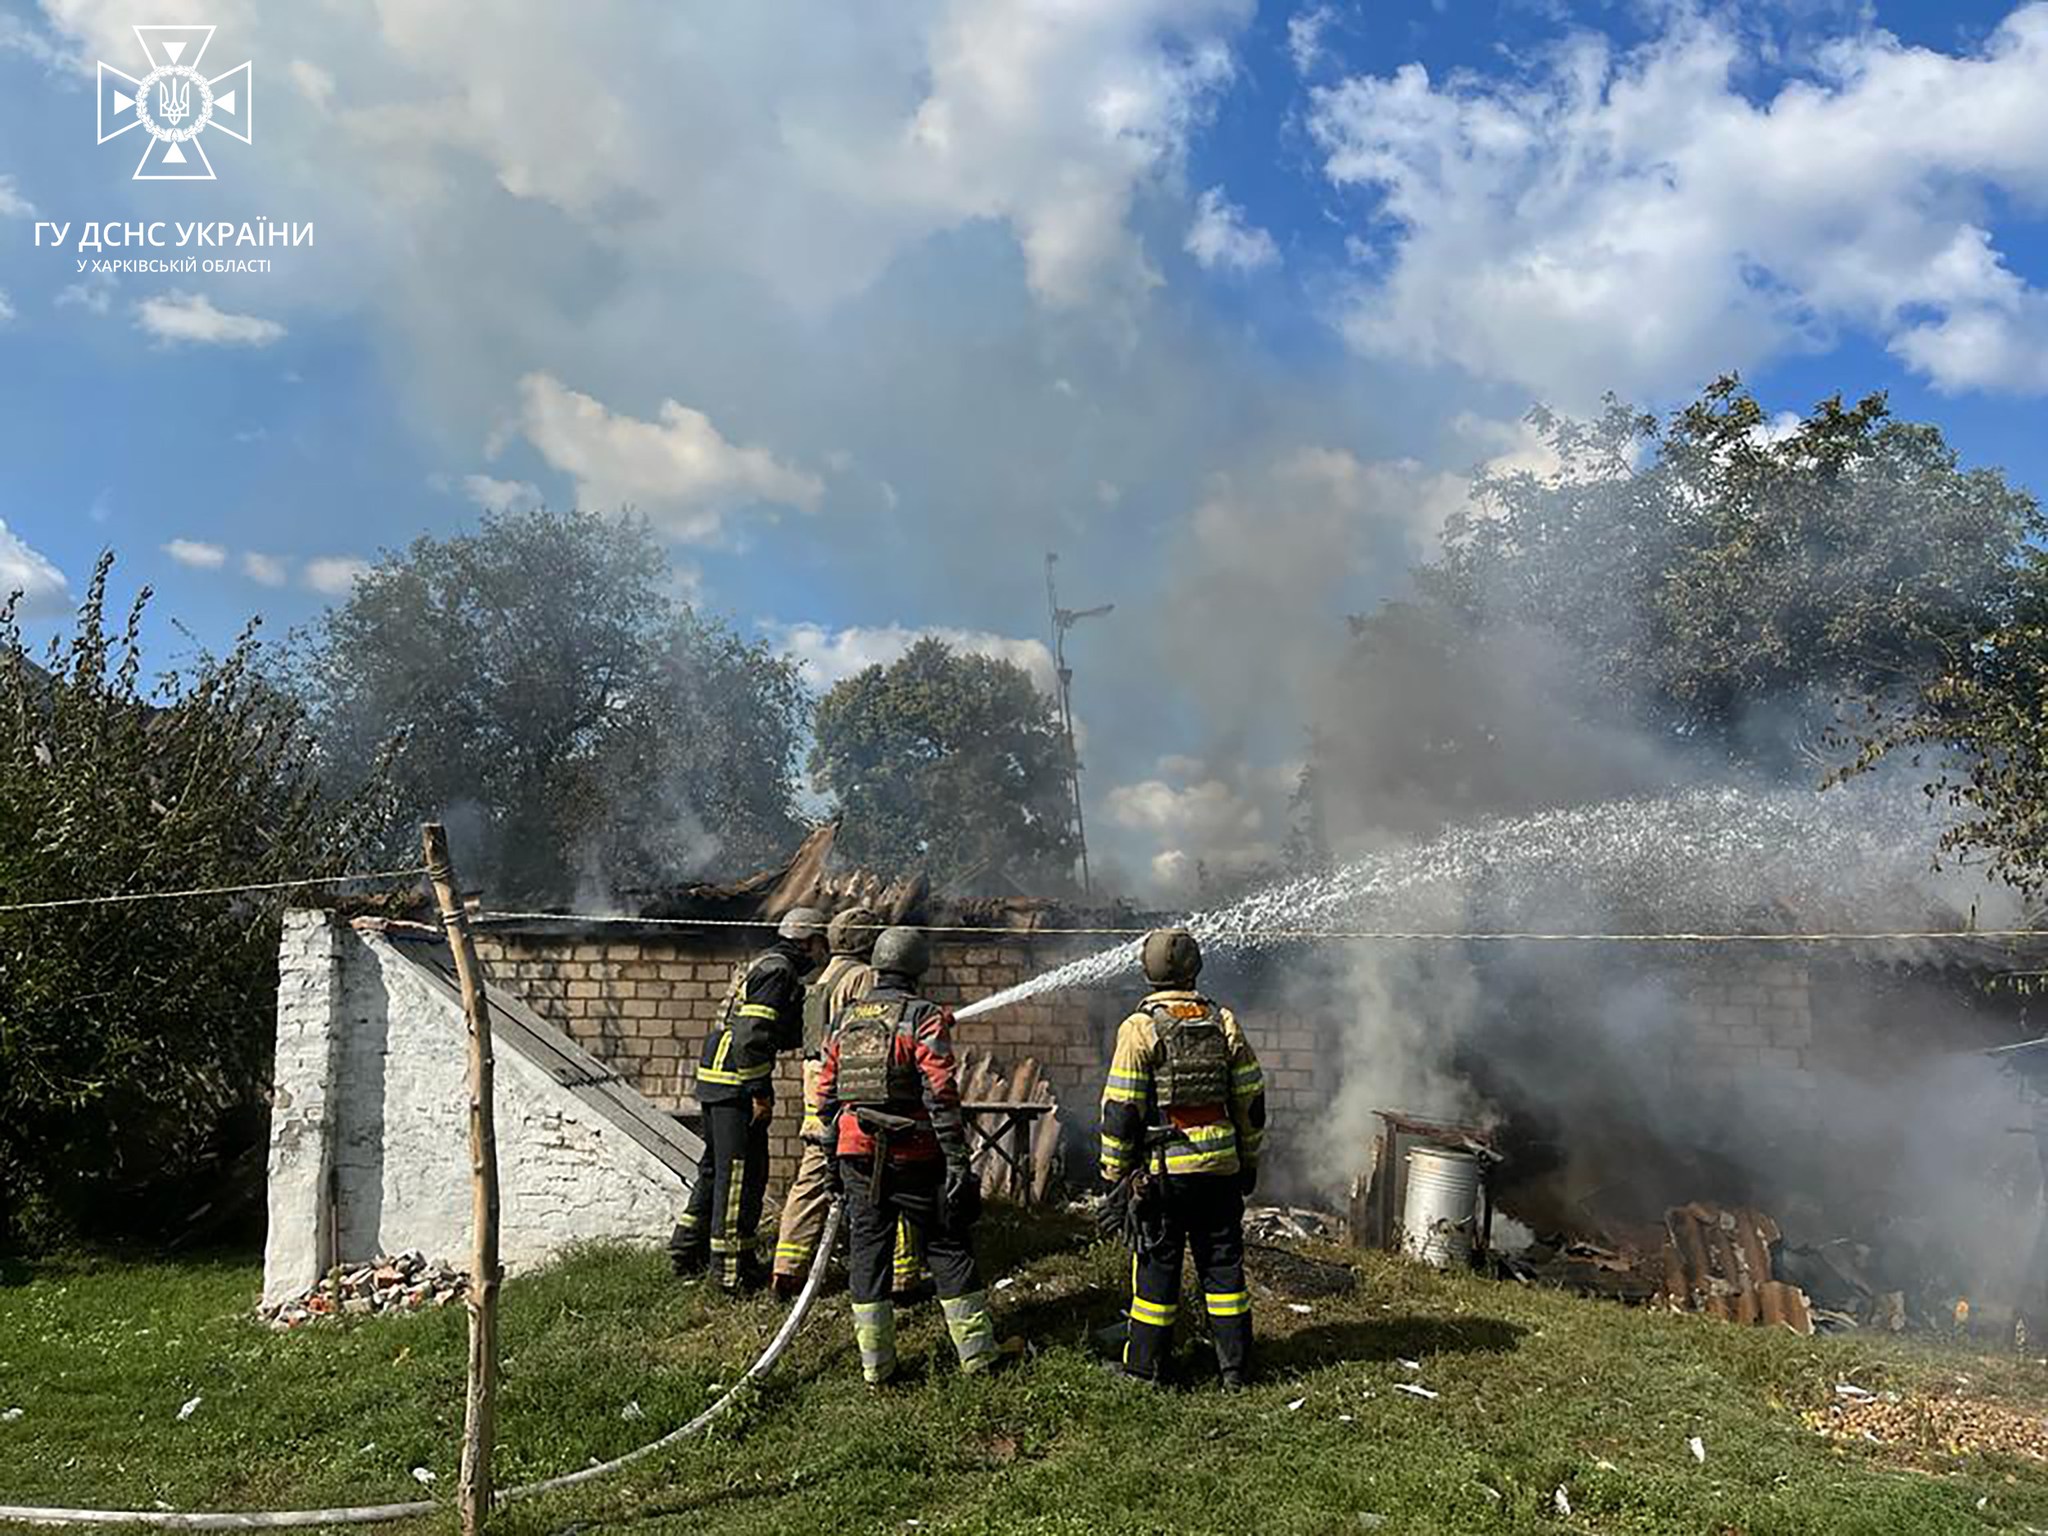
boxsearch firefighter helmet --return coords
[1140,927,1202,986]
[871,925,931,980]
[777,906,828,942]
[827,904,881,958]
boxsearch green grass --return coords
[6,1209,2048,1534]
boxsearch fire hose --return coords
[0,1204,843,1529]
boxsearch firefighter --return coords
[1100,927,1265,1388]
[670,907,828,1291]
[769,904,880,1296]
[814,926,997,1385]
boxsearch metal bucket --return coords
[1401,1146,1481,1269]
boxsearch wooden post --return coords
[422,822,500,1535]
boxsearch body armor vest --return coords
[1147,998,1231,1112]
[835,995,924,1110]
[801,956,865,1058]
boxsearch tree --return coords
[1300,378,2044,842]
[1843,551,2048,897]
[0,557,382,1247]
[810,638,1078,892]
[300,509,809,904]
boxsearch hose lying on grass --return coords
[0,1204,842,1529]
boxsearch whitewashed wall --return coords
[262,911,694,1307]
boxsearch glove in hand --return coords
[943,1163,983,1228]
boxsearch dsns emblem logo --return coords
[97,25,252,181]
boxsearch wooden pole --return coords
[422,822,500,1535]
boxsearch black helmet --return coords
[871,925,931,980]
[1141,927,1201,986]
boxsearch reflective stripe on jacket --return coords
[696,944,805,1102]
[1099,989,1265,1180]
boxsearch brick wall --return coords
[1669,955,1817,1110]
[470,923,1332,1193]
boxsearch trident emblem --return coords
[96,25,254,182]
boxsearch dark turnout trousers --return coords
[1126,1173,1250,1381]
[670,1099,772,1289]
[840,1157,994,1383]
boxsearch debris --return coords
[1287,1303,1313,1315]
[1358,1517,1386,1531]
[1659,1204,1812,1335]
[1552,1485,1572,1517]
[1,1407,22,1423]
[1339,1414,1355,1423]
[1594,1459,1617,1472]
[1394,1383,1439,1401]
[176,1396,202,1422]
[259,1252,467,1329]
[995,1277,1016,1291]
[1398,1358,1421,1372]
[1834,1382,1874,1401]
[1245,1205,1342,1244]
[1287,1397,1307,1412]
[1688,1436,1706,1463]
[621,1400,643,1421]
[410,1467,436,1486]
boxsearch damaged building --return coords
[263,817,2048,1341]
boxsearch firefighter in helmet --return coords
[1100,927,1265,1387]
[814,925,997,1385]
[670,906,828,1291]
[770,904,880,1295]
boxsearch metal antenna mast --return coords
[1045,552,1112,896]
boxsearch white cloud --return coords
[1106,768,1277,902]
[1286,5,1334,75]
[460,474,544,514]
[303,556,369,596]
[56,274,115,315]
[0,290,13,325]
[1310,5,2048,402]
[134,291,286,348]
[0,175,32,218]
[289,59,335,111]
[899,0,1253,313]
[100,0,1259,327]
[163,538,228,570]
[240,552,288,587]
[514,373,821,543]
[763,620,1057,696]
[0,519,68,617]
[1185,185,1279,273]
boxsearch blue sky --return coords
[3,0,2045,896]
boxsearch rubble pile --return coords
[260,1252,467,1328]
[1658,1204,1813,1334]
[1245,1205,1342,1244]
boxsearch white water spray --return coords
[957,781,1981,1020]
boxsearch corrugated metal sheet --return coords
[1659,1202,1812,1334]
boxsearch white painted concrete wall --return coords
[262,911,692,1307]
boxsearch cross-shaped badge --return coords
[97,25,253,182]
